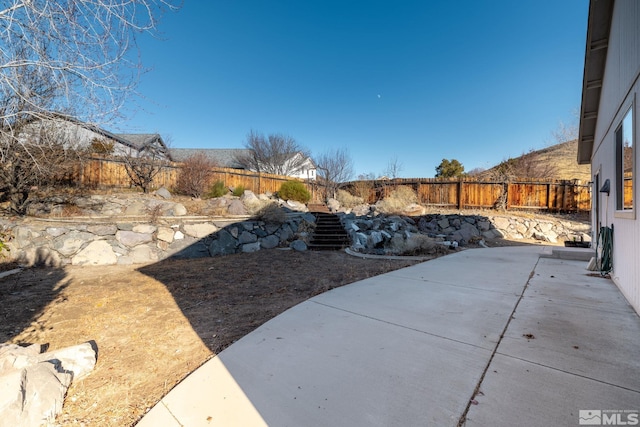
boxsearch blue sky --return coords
[122,0,588,178]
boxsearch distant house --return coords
[578,0,639,313]
[281,152,317,181]
[18,114,172,161]
[170,148,317,180]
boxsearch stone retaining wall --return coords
[343,212,591,255]
[1,211,591,266]
[1,214,316,267]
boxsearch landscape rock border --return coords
[0,190,591,266]
[341,211,591,256]
[2,213,316,267]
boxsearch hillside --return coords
[477,140,591,182]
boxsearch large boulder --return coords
[450,222,480,244]
[116,230,153,247]
[156,227,175,243]
[238,231,258,244]
[290,240,307,251]
[72,240,118,266]
[45,227,69,238]
[326,198,340,212]
[124,201,147,216]
[241,190,259,203]
[227,200,247,215]
[86,224,117,236]
[183,223,218,239]
[0,342,96,427]
[286,200,307,212]
[53,231,95,257]
[208,230,238,256]
[241,242,261,253]
[260,235,280,249]
[133,224,157,234]
[155,187,172,199]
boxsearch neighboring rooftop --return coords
[170,148,251,169]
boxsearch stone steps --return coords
[308,213,350,251]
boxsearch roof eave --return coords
[577,0,614,165]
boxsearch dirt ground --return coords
[0,249,428,426]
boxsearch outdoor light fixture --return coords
[600,179,610,195]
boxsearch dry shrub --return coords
[60,204,85,217]
[352,180,373,202]
[253,203,287,224]
[146,204,163,222]
[336,189,364,209]
[243,198,273,216]
[175,153,215,198]
[376,186,418,214]
[297,218,316,235]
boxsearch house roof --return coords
[170,148,251,168]
[115,134,162,149]
[577,0,615,165]
[18,112,173,160]
[114,133,172,160]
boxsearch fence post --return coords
[457,179,464,209]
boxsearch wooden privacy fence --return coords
[79,157,316,196]
[342,178,592,212]
[79,158,591,212]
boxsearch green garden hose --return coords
[598,225,613,275]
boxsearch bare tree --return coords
[0,123,86,214]
[315,148,354,200]
[385,156,404,179]
[0,0,179,127]
[0,0,179,213]
[122,149,169,193]
[235,131,312,176]
[489,150,558,181]
[549,118,579,145]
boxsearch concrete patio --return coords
[137,246,640,427]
